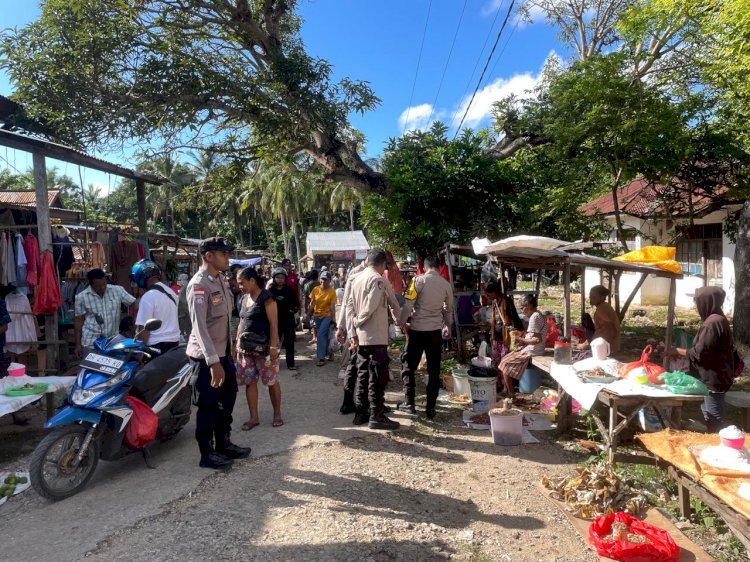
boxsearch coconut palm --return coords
[141,154,195,233]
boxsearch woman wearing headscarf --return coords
[667,286,735,432]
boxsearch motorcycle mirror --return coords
[144,318,162,332]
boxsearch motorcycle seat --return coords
[130,345,189,407]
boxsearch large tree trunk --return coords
[292,219,302,264]
[734,198,750,353]
[279,212,290,257]
[234,207,244,246]
[349,206,354,231]
[610,168,629,253]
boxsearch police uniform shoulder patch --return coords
[193,286,206,304]
[376,279,384,290]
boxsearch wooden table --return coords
[550,362,705,464]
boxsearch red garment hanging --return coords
[439,263,450,282]
[23,232,40,288]
[32,250,62,314]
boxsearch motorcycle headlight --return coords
[71,388,97,405]
[71,370,130,405]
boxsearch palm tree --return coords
[141,154,195,233]
[329,182,364,231]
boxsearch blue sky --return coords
[0,0,562,189]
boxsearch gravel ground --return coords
[84,416,597,561]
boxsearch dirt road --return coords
[0,341,595,561]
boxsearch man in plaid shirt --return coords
[74,269,136,356]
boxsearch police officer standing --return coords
[187,237,251,469]
[345,249,401,430]
[398,256,454,419]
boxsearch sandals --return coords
[316,360,326,367]
[273,417,284,428]
[241,420,260,431]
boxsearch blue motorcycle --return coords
[30,319,194,500]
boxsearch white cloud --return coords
[513,3,548,28]
[398,103,444,133]
[481,0,504,17]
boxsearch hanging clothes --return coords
[14,233,27,294]
[5,292,36,355]
[32,251,63,315]
[90,241,106,270]
[23,232,40,288]
[5,232,17,286]
[52,225,75,279]
[0,231,6,285]
[111,239,141,292]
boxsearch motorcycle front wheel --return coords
[30,425,100,500]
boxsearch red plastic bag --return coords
[124,396,158,449]
[589,512,680,562]
[31,251,62,315]
[620,345,666,384]
[545,315,559,347]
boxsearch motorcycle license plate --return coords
[80,352,125,375]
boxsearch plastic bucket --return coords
[489,409,523,445]
[468,376,497,413]
[452,369,471,396]
[519,367,542,394]
[8,362,25,377]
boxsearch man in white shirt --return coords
[131,260,181,355]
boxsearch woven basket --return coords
[440,373,454,393]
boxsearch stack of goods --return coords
[697,425,750,472]
[543,463,647,519]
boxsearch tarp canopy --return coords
[306,231,370,253]
[230,257,262,267]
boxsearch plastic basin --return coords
[721,436,745,450]
[8,363,25,377]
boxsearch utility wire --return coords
[403,0,433,133]
[426,0,468,126]
[453,0,516,139]
[450,0,506,131]
[488,15,521,79]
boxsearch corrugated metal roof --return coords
[0,189,61,207]
[580,178,733,219]
[306,230,370,253]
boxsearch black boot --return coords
[199,452,233,470]
[340,393,357,415]
[369,412,400,430]
[352,410,370,426]
[216,440,251,460]
[396,402,416,415]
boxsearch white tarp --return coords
[486,235,570,253]
[471,237,492,255]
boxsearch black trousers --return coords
[340,344,362,411]
[279,323,296,368]
[192,356,238,457]
[152,341,179,356]
[401,330,442,410]
[356,345,390,417]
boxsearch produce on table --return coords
[543,463,647,520]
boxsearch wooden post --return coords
[664,277,677,358]
[535,268,542,296]
[563,260,571,338]
[33,152,58,370]
[136,178,147,234]
[579,266,586,323]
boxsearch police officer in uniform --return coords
[187,237,251,469]
[398,255,454,419]
[345,249,401,430]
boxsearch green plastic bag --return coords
[657,371,709,396]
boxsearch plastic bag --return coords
[478,341,489,358]
[545,315,559,347]
[328,328,342,354]
[589,512,680,562]
[620,345,665,384]
[124,396,158,449]
[657,371,709,396]
[32,251,62,315]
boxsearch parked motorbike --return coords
[30,318,194,500]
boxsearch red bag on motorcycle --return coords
[124,396,158,449]
[589,512,680,562]
[619,345,666,384]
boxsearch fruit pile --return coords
[0,473,28,497]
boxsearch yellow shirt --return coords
[310,286,337,319]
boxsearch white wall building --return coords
[580,179,741,315]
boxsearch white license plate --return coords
[81,352,124,375]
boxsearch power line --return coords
[450,0,506,131]
[487,14,521,80]
[427,0,468,126]
[403,0,433,133]
[453,0,516,139]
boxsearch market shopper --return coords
[578,285,621,354]
[235,267,283,429]
[497,294,547,399]
[309,271,337,366]
[398,256,453,418]
[303,270,320,341]
[176,273,191,338]
[667,286,735,433]
[131,259,180,355]
[187,237,250,470]
[345,249,401,430]
[336,257,369,414]
[268,267,299,371]
[74,268,137,357]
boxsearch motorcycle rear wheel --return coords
[30,425,100,501]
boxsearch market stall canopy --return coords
[306,230,370,259]
[230,257,262,267]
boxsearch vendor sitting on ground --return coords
[498,294,547,399]
[667,286,735,433]
[577,285,621,355]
